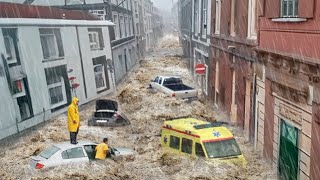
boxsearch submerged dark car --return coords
[88,99,130,127]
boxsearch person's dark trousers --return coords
[70,129,78,144]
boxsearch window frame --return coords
[47,76,67,109]
[181,138,193,154]
[61,147,86,159]
[40,33,59,59]
[194,0,199,34]
[3,35,17,64]
[119,15,124,38]
[195,143,205,157]
[88,31,100,50]
[39,28,64,60]
[169,135,180,150]
[93,64,107,92]
[124,15,129,37]
[281,0,299,17]
[215,0,221,35]
[113,13,120,39]
[201,0,208,38]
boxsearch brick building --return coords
[254,0,320,179]
[209,0,257,140]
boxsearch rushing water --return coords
[0,35,276,180]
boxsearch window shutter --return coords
[265,0,280,18]
[298,0,314,18]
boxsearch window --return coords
[12,79,26,98]
[215,0,221,34]
[181,138,193,154]
[94,64,107,92]
[194,0,199,34]
[89,31,99,49]
[120,15,124,38]
[128,0,131,10]
[61,147,85,159]
[113,13,120,39]
[45,66,68,109]
[169,136,180,150]
[39,28,64,60]
[230,0,236,36]
[88,28,104,50]
[134,1,138,14]
[204,139,242,158]
[195,143,205,157]
[4,35,17,64]
[129,48,132,66]
[136,23,139,35]
[125,16,128,37]
[39,146,60,159]
[281,0,298,17]
[2,28,19,64]
[247,0,257,39]
[201,0,208,37]
[129,16,133,36]
[89,9,105,20]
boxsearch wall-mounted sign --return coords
[279,104,302,125]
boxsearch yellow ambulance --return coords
[161,117,246,165]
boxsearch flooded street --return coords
[0,35,276,180]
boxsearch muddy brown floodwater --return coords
[0,35,277,180]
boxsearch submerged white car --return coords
[29,141,134,169]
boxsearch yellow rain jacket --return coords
[68,97,80,132]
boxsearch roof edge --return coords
[0,18,115,26]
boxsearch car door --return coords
[60,147,89,166]
[84,145,97,160]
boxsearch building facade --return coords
[29,0,163,83]
[0,3,114,140]
[32,0,138,84]
[254,0,320,179]
[191,0,211,96]
[209,0,257,141]
[178,0,192,67]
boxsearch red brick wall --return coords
[234,0,249,38]
[263,79,274,162]
[235,57,251,128]
[310,103,320,180]
[220,0,231,35]
[218,51,233,111]
[259,0,320,60]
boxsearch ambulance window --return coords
[195,143,205,157]
[170,136,180,150]
[181,138,192,154]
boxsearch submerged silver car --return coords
[29,141,134,169]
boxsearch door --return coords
[279,120,299,180]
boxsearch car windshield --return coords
[204,138,242,158]
[39,145,60,159]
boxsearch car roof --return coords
[157,75,181,79]
[53,140,97,149]
[163,118,234,141]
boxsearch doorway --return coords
[278,120,299,180]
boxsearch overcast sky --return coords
[153,0,177,11]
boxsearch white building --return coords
[0,3,115,140]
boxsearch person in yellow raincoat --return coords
[68,97,80,144]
